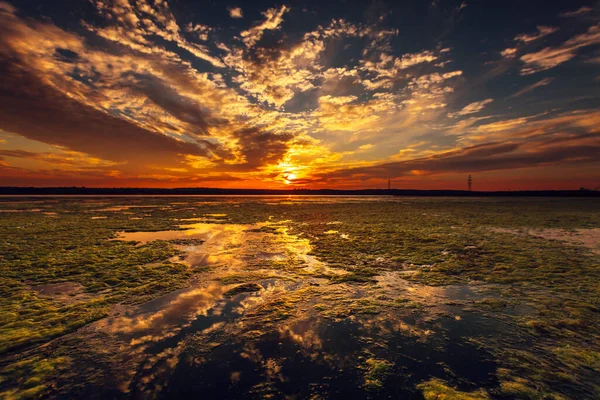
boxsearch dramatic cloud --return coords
[519,24,600,74]
[240,5,290,47]
[0,1,598,189]
[514,26,557,43]
[500,48,517,58]
[560,6,593,18]
[0,60,211,166]
[448,99,494,118]
[228,7,243,19]
[311,110,600,186]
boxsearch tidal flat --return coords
[0,196,599,399]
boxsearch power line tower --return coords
[388,179,391,191]
[468,175,472,191]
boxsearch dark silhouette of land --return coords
[0,187,599,197]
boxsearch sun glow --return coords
[284,173,297,184]
[275,155,305,186]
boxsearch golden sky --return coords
[0,1,599,190]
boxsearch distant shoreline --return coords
[0,187,598,197]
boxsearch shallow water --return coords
[48,220,504,398]
[2,196,599,399]
[64,275,502,398]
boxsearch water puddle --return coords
[375,271,480,301]
[107,286,501,398]
[33,282,83,296]
[115,221,346,279]
[46,221,509,397]
[31,282,95,304]
[117,222,249,245]
[97,283,232,341]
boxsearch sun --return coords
[284,173,297,185]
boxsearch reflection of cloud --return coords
[100,284,226,342]
[278,321,323,350]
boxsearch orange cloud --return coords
[0,1,597,189]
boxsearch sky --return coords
[0,0,599,190]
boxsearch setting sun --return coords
[284,173,297,184]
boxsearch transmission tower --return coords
[468,175,472,191]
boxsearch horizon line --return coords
[1,186,599,196]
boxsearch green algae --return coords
[0,355,68,399]
[0,200,198,354]
[362,358,393,390]
[0,196,599,398]
[417,378,490,399]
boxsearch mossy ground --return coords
[1,196,599,398]
[417,378,490,399]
